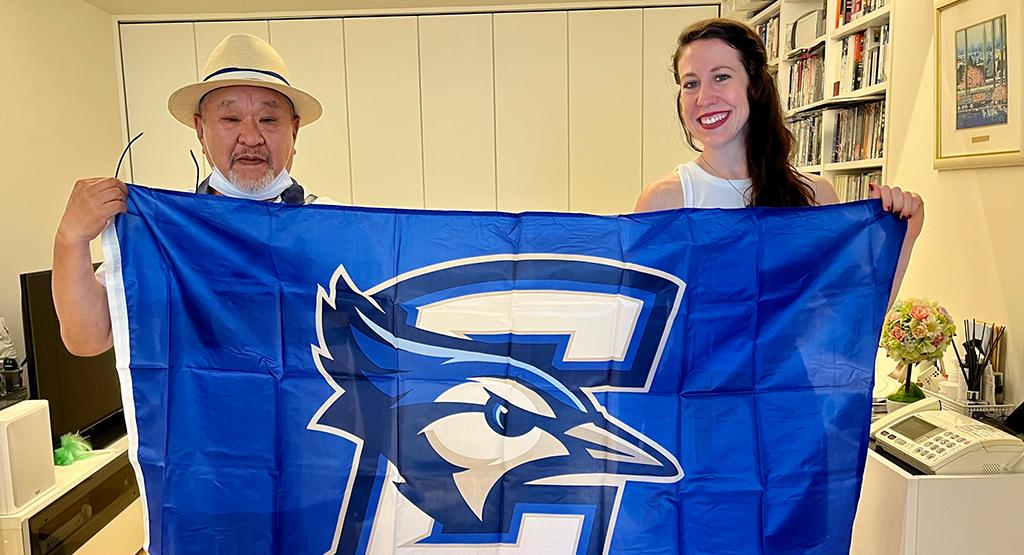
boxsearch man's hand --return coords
[52,177,126,356]
[55,178,128,247]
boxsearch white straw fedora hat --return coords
[167,34,322,128]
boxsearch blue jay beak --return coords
[565,422,664,467]
[527,419,683,488]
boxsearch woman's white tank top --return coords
[676,160,752,208]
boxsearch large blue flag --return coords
[102,185,903,555]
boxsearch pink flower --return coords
[932,333,945,346]
[891,328,905,340]
[911,305,930,321]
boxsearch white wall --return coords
[0,0,123,358]
[887,1,1024,403]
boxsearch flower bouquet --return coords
[880,298,956,405]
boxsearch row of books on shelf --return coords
[833,171,881,203]
[787,48,824,110]
[789,113,822,168]
[832,100,885,163]
[834,23,890,95]
[835,0,888,28]
[756,15,781,63]
[789,104,883,170]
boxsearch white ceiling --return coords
[82,0,713,18]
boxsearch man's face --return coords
[194,85,300,192]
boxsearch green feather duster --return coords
[53,433,93,466]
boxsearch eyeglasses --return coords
[113,131,144,180]
[114,132,202,191]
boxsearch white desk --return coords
[851,448,1024,554]
[0,436,144,555]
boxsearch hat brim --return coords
[167,79,323,128]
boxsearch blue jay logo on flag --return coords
[107,188,902,554]
[309,254,686,554]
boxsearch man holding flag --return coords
[52,33,327,357]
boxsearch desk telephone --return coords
[870,398,1024,475]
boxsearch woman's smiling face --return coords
[676,38,751,153]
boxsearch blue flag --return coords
[102,185,904,555]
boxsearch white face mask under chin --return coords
[208,166,292,201]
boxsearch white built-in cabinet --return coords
[418,14,495,211]
[851,449,1024,554]
[269,19,351,204]
[345,17,424,208]
[117,5,717,213]
[120,23,205,192]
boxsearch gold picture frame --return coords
[934,0,1024,170]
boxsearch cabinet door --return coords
[569,9,643,214]
[194,21,270,74]
[344,17,424,208]
[419,14,496,211]
[269,19,351,203]
[494,11,569,213]
[641,6,719,186]
[119,22,202,190]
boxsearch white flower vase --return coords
[885,361,925,413]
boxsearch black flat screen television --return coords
[20,269,125,449]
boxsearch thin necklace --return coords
[699,154,750,205]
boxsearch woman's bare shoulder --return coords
[634,170,684,213]
[800,172,840,206]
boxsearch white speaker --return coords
[0,400,56,514]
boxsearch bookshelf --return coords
[750,1,782,66]
[748,0,894,203]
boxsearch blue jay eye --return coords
[490,403,509,433]
[484,396,512,435]
[483,394,538,437]
[432,377,558,439]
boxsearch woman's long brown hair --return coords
[673,18,815,207]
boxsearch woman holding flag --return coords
[635,18,922,305]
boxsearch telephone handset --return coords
[871,397,1024,475]
[870,397,941,439]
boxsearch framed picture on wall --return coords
[934,0,1024,170]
